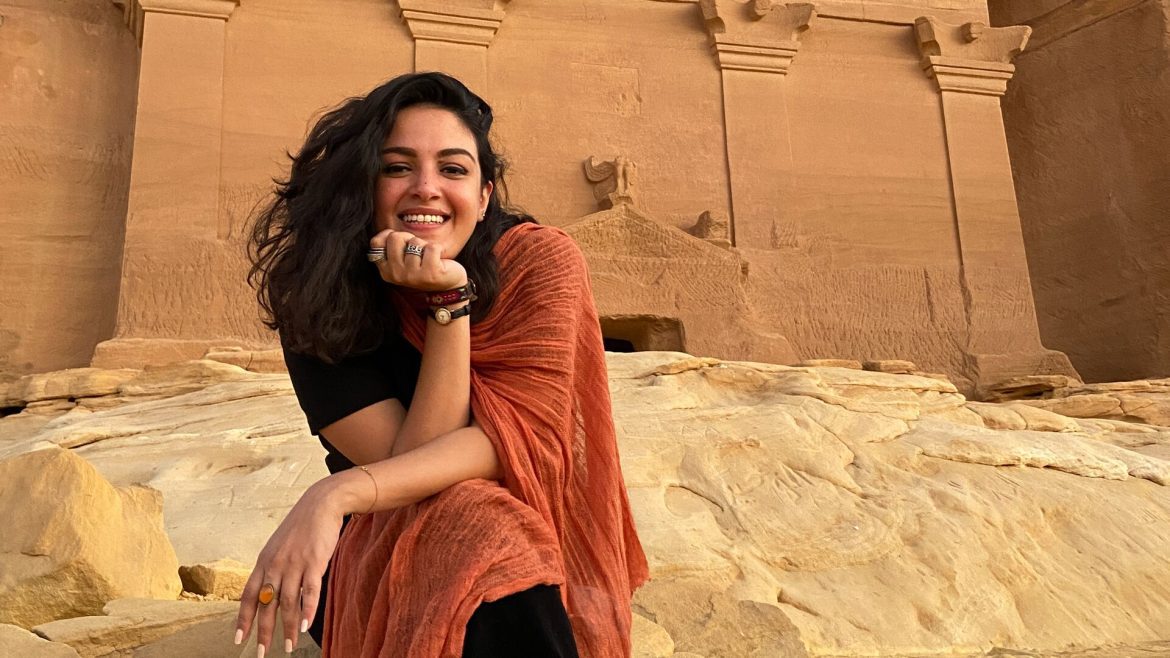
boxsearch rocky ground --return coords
[1,351,1169,657]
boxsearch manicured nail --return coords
[234,629,243,645]
[300,619,309,633]
[257,644,266,658]
[285,638,293,654]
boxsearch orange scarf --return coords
[322,223,648,657]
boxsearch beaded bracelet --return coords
[423,279,478,307]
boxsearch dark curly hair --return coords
[248,72,535,363]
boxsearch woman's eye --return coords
[381,163,409,175]
[442,165,468,176]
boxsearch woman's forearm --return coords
[391,298,472,457]
[326,423,500,515]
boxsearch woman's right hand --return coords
[370,229,468,291]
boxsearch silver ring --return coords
[366,248,386,263]
[403,243,425,258]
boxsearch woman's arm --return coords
[331,421,500,514]
[235,422,500,654]
[315,229,474,464]
[315,299,471,464]
[388,298,471,457]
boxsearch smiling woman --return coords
[244,73,648,658]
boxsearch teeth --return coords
[401,214,446,224]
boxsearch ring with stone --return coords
[403,243,425,258]
[366,248,387,263]
[257,583,276,606]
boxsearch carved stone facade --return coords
[6,0,1120,396]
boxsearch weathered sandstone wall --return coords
[0,1,139,381]
[990,0,1170,383]
[6,0,1081,396]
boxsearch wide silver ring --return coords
[403,243,425,258]
[366,248,386,263]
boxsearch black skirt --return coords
[309,560,578,657]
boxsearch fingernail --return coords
[300,619,309,633]
[234,629,243,645]
[257,645,266,658]
[285,638,293,654]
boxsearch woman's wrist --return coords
[320,468,377,517]
[426,298,471,325]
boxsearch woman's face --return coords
[374,104,493,259]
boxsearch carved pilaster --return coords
[106,0,239,351]
[112,0,239,46]
[913,16,1058,386]
[397,0,509,94]
[915,17,1031,96]
[700,1,816,248]
[701,0,816,74]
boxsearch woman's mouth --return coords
[399,213,449,225]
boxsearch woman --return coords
[239,72,648,658]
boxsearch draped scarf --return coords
[322,223,648,657]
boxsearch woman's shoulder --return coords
[496,222,582,262]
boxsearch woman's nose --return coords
[411,170,440,198]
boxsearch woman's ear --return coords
[479,181,494,220]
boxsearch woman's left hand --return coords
[235,479,347,656]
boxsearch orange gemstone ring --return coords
[257,583,276,606]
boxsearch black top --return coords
[282,332,422,474]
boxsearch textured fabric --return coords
[322,223,648,657]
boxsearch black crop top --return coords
[282,332,422,474]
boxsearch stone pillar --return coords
[700,0,815,248]
[914,17,1077,394]
[95,0,250,368]
[398,0,508,94]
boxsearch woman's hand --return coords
[370,229,468,291]
[235,479,347,656]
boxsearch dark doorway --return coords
[600,315,685,353]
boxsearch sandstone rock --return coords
[3,356,1170,656]
[795,359,862,369]
[2,368,141,407]
[613,353,1170,655]
[178,559,251,600]
[0,373,325,566]
[1018,381,1170,428]
[22,399,77,415]
[203,347,287,374]
[0,449,181,628]
[982,374,1083,401]
[632,612,674,658]
[966,401,1083,432]
[118,360,257,399]
[0,624,81,657]
[1019,393,1123,420]
[863,359,917,374]
[33,598,237,658]
[634,579,808,658]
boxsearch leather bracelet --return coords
[423,279,477,307]
[430,303,472,325]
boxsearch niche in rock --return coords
[600,315,685,353]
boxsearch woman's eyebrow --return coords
[380,147,473,159]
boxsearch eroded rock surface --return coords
[1,353,1169,656]
[0,450,181,628]
[0,624,80,657]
